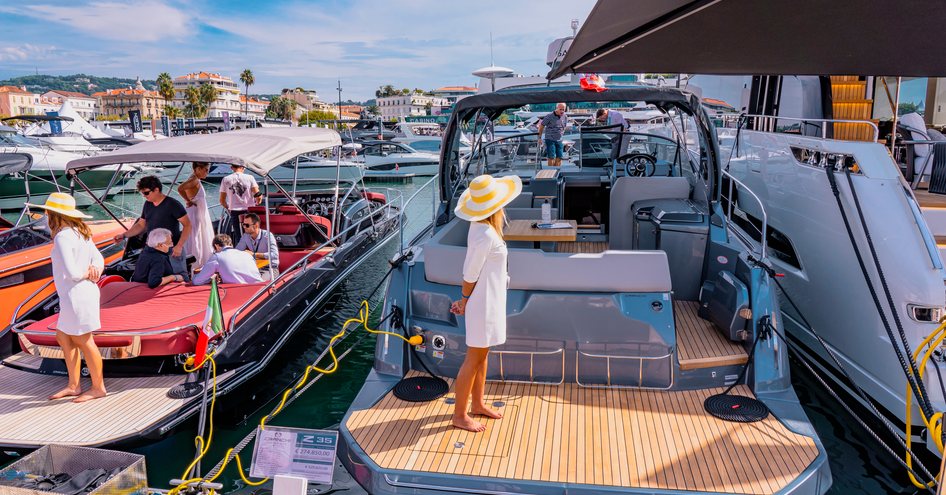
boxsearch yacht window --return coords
[721,177,801,269]
[873,77,928,120]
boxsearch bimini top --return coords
[452,86,692,118]
[67,127,342,175]
[550,0,946,79]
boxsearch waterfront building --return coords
[282,88,334,112]
[240,95,267,120]
[32,95,61,115]
[171,72,242,118]
[93,79,166,119]
[0,85,38,116]
[430,86,477,105]
[42,91,98,120]
[377,94,449,119]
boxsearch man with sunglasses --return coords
[113,175,191,279]
[235,212,279,280]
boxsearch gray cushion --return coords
[505,207,559,220]
[609,177,690,250]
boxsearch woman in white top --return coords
[449,174,522,432]
[26,193,107,403]
[178,162,215,271]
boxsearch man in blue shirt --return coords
[537,103,568,167]
[235,212,280,280]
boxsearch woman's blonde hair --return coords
[47,211,92,240]
[478,209,505,239]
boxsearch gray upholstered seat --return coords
[609,176,691,250]
[423,220,672,293]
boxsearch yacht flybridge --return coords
[339,87,831,494]
[0,128,401,449]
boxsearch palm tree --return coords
[239,69,255,118]
[184,86,204,118]
[156,72,175,117]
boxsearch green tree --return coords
[184,86,206,118]
[497,113,510,125]
[424,101,433,115]
[375,85,397,98]
[240,69,255,117]
[366,104,380,116]
[400,88,410,95]
[156,72,175,117]
[298,109,339,126]
[266,96,297,121]
[164,105,181,119]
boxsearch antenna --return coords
[571,19,579,36]
[490,31,494,66]
[336,79,343,120]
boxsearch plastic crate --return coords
[0,445,147,495]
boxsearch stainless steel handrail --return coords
[226,193,403,334]
[399,175,440,253]
[745,114,880,141]
[721,169,769,258]
[10,279,54,325]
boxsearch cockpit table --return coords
[503,219,577,248]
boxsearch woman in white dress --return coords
[449,174,522,432]
[26,193,107,403]
[178,162,214,271]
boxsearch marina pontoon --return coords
[338,87,830,494]
[0,128,401,450]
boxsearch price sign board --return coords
[249,426,338,484]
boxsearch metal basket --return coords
[0,445,147,495]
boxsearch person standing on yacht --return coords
[596,107,628,162]
[219,164,260,243]
[27,193,107,403]
[178,162,214,272]
[114,176,191,279]
[537,103,568,167]
[449,174,522,432]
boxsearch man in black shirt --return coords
[114,175,192,278]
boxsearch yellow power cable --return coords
[167,298,420,493]
[906,319,946,489]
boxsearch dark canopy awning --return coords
[550,0,946,79]
[451,86,692,119]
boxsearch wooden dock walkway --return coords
[0,354,220,448]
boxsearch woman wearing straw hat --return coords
[26,193,107,403]
[449,174,522,432]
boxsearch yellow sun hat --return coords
[25,192,92,219]
[454,174,522,222]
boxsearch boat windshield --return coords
[0,132,39,149]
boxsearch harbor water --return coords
[0,178,926,494]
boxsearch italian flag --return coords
[193,278,224,368]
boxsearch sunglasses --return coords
[242,222,256,228]
[139,189,152,196]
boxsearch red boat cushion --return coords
[363,191,386,204]
[276,204,304,214]
[278,247,334,270]
[20,281,268,356]
[247,206,267,215]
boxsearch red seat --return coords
[276,204,304,214]
[267,214,332,249]
[97,274,125,288]
[362,191,386,204]
[247,206,267,215]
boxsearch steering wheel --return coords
[307,202,330,217]
[617,152,657,177]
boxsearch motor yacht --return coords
[338,86,830,495]
[0,128,402,450]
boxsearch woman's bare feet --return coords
[470,404,503,419]
[451,414,486,432]
[48,387,81,400]
[72,388,107,403]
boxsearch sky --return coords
[0,0,596,101]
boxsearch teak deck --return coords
[675,301,749,371]
[347,371,819,494]
[0,355,213,447]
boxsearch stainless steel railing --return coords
[399,175,440,254]
[721,169,769,259]
[745,114,879,142]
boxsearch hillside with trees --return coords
[0,74,157,95]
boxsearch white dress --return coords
[462,222,508,348]
[185,182,214,270]
[51,228,104,335]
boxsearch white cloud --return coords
[0,44,57,62]
[16,1,191,42]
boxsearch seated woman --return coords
[131,228,187,289]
